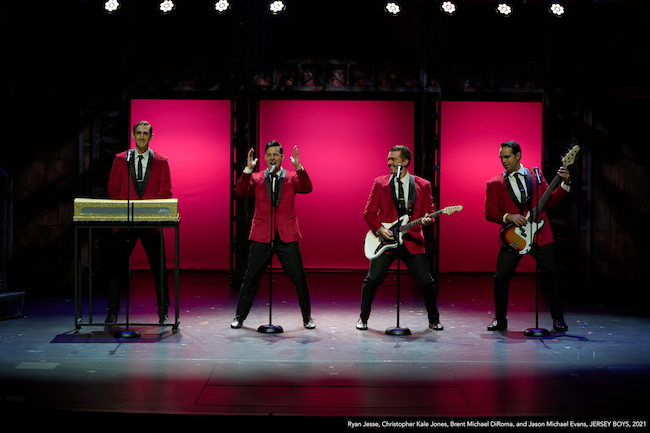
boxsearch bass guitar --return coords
[501,145,580,255]
[363,205,463,260]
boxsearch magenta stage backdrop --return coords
[439,100,543,273]
[129,99,231,270]
[258,99,415,269]
[126,99,542,273]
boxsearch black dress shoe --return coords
[303,318,316,329]
[487,318,507,331]
[356,318,368,330]
[429,322,444,331]
[553,319,568,332]
[105,313,117,324]
[230,318,243,329]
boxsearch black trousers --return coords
[360,245,440,323]
[107,228,170,316]
[493,243,564,321]
[235,239,311,322]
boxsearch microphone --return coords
[533,167,542,185]
[270,164,277,174]
[126,148,133,162]
[396,163,402,179]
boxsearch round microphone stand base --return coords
[524,328,550,337]
[257,324,283,334]
[385,326,411,336]
[114,329,141,338]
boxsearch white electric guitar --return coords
[363,205,463,260]
[501,145,580,255]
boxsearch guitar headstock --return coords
[561,145,580,167]
[443,205,463,215]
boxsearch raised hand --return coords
[247,148,258,171]
[290,145,302,170]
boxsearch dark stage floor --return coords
[1,271,648,429]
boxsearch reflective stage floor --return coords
[1,271,648,430]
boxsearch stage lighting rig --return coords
[385,2,401,16]
[549,1,566,17]
[159,0,176,14]
[269,1,286,15]
[104,0,120,13]
[215,0,231,13]
[440,1,457,16]
[496,1,512,17]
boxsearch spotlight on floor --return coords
[549,1,566,17]
[104,0,120,13]
[215,0,230,14]
[269,0,286,15]
[496,1,513,17]
[385,2,401,16]
[159,0,176,14]
[440,1,457,16]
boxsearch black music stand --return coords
[258,170,283,334]
[385,256,411,336]
[524,167,550,338]
[114,149,141,339]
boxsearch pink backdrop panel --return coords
[129,99,231,270]
[258,99,414,269]
[439,101,543,273]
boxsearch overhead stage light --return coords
[215,0,230,13]
[549,2,566,17]
[104,0,120,13]
[385,2,401,16]
[441,1,457,16]
[159,0,176,14]
[496,1,512,17]
[269,1,286,15]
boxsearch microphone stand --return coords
[524,167,550,337]
[115,148,141,339]
[258,166,283,334]
[386,168,410,336]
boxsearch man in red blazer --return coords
[357,145,443,331]
[485,140,570,332]
[231,141,315,329]
[105,120,172,324]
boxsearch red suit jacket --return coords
[485,168,568,248]
[107,149,172,200]
[364,174,434,255]
[235,168,312,243]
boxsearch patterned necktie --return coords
[396,177,406,216]
[514,172,526,204]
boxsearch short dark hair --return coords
[265,140,283,155]
[500,140,521,155]
[133,120,153,135]
[390,145,411,167]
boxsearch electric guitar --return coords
[501,145,580,255]
[363,205,463,260]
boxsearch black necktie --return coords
[514,172,526,204]
[137,155,143,181]
[396,177,406,216]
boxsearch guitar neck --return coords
[530,173,562,222]
[399,209,444,233]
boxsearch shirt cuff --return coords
[244,167,253,174]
